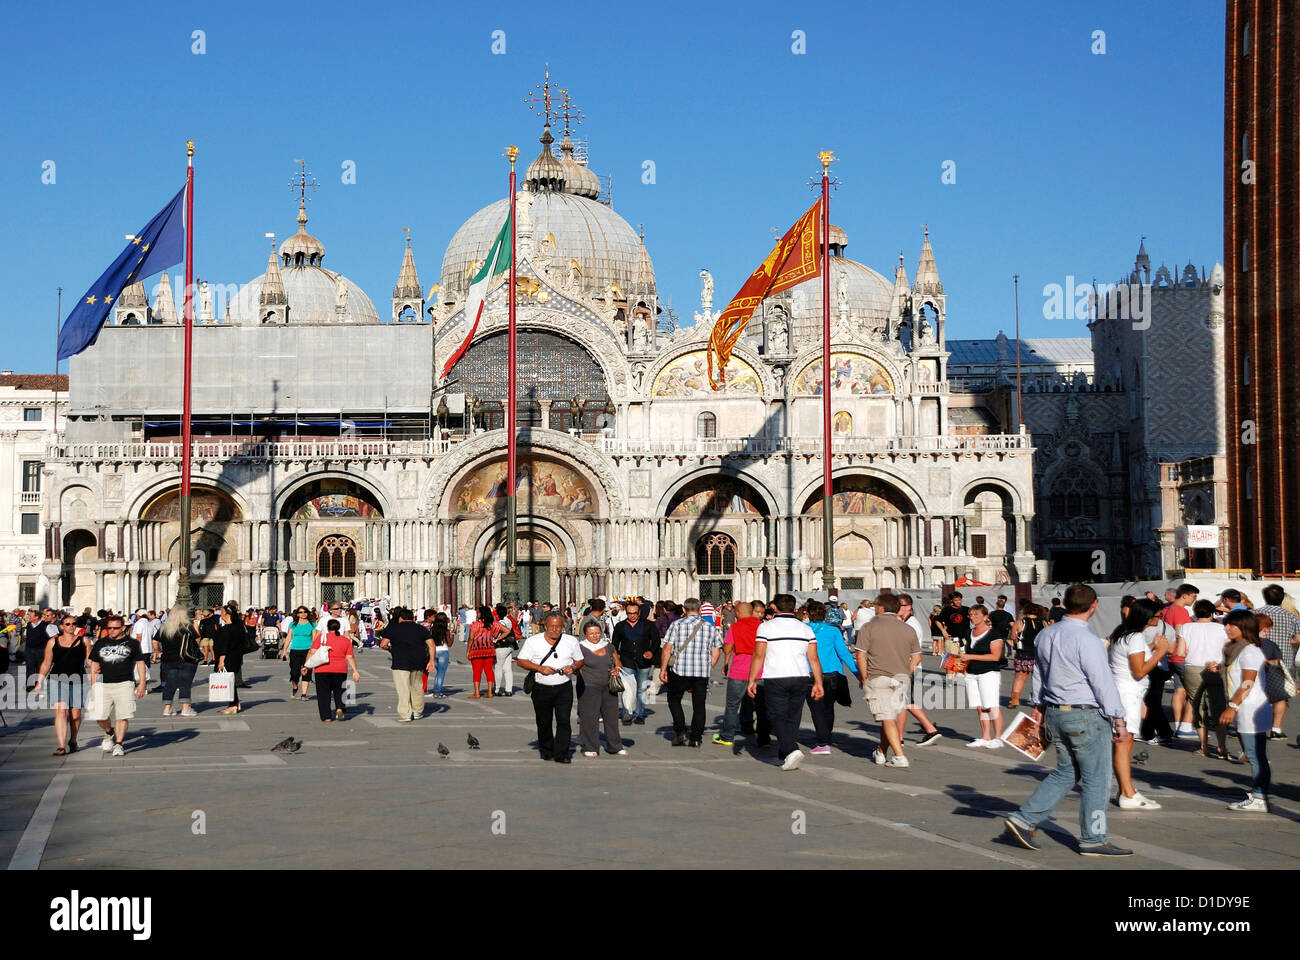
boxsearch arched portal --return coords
[62,529,97,609]
[801,475,913,591]
[141,485,243,609]
[665,474,770,600]
[280,478,385,607]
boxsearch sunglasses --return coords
[61,620,75,626]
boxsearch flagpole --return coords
[819,150,836,597]
[53,287,62,440]
[175,140,196,616]
[503,145,521,605]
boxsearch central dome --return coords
[789,256,893,323]
[440,192,648,303]
[231,265,379,324]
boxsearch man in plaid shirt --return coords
[659,597,723,747]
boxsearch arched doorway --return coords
[963,480,1022,583]
[483,531,557,605]
[801,475,914,590]
[281,478,383,607]
[141,485,242,609]
[62,529,97,609]
[665,474,770,599]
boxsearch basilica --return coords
[39,118,1039,613]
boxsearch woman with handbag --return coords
[214,606,247,715]
[467,605,498,699]
[305,618,360,722]
[577,621,627,757]
[155,604,201,718]
[1008,603,1047,709]
[959,605,1004,748]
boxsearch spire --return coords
[152,271,176,322]
[635,227,655,289]
[280,161,326,265]
[912,225,943,296]
[393,229,422,300]
[888,251,910,319]
[259,246,287,307]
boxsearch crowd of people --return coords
[3,580,1294,852]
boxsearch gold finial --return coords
[818,150,836,173]
[186,139,194,157]
[403,226,411,245]
[559,90,584,138]
[506,144,520,166]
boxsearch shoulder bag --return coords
[605,643,625,694]
[668,619,704,672]
[304,638,332,670]
[523,640,561,695]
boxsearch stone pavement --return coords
[1,650,1298,870]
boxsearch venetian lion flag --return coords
[441,209,513,380]
[707,198,822,389]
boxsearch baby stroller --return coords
[260,625,283,659]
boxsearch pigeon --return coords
[285,739,302,754]
[1132,749,1149,765]
[467,732,480,750]
[271,737,295,753]
[437,743,451,758]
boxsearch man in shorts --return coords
[87,615,147,757]
[855,594,919,767]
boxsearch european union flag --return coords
[56,186,186,360]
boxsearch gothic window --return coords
[1049,468,1100,518]
[397,305,418,323]
[317,535,358,579]
[696,533,737,576]
[121,313,140,325]
[697,412,717,438]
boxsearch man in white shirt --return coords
[749,594,824,770]
[132,610,161,687]
[517,612,584,763]
[853,601,875,633]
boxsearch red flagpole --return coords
[820,151,835,597]
[503,145,520,604]
[176,141,196,613]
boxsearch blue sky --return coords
[1,0,1223,371]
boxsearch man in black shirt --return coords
[989,596,1015,642]
[87,615,146,757]
[379,607,434,722]
[936,593,971,652]
[1047,598,1066,623]
[612,601,658,724]
[25,608,58,691]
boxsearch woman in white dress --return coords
[1108,598,1169,810]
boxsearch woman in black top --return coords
[156,604,200,718]
[1009,603,1048,708]
[33,614,89,754]
[214,605,246,715]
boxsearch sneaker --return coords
[1078,842,1134,857]
[583,751,599,758]
[966,738,989,749]
[885,754,910,767]
[873,749,887,765]
[180,707,198,718]
[1227,795,1269,813]
[711,733,734,746]
[633,717,646,725]
[1002,819,1040,851]
[162,704,173,717]
[1176,726,1199,738]
[780,749,805,771]
[101,735,114,753]
[1118,792,1162,810]
[671,734,687,746]
[811,746,832,756]
[613,748,629,756]
[396,715,413,723]
[1267,729,1286,740]
[111,743,125,757]
[688,739,701,748]
[984,739,1004,750]
[916,731,943,747]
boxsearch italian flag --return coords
[441,210,512,380]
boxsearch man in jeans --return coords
[748,594,824,770]
[612,600,658,724]
[659,597,722,747]
[1002,583,1133,857]
[717,598,764,749]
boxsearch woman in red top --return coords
[467,605,497,698]
[305,618,360,722]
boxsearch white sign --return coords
[1177,525,1219,549]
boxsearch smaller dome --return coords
[789,257,892,324]
[828,225,848,248]
[524,125,565,192]
[558,133,601,199]
[279,204,326,266]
